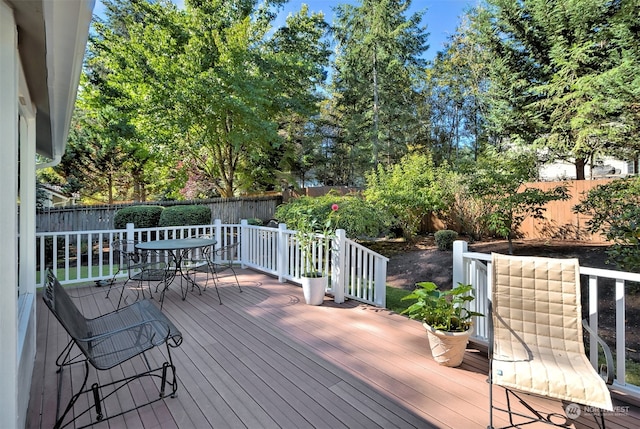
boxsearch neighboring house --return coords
[539,156,639,181]
[1,1,93,428]
[38,184,79,208]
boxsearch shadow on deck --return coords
[27,269,640,428]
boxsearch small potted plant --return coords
[296,204,339,305]
[401,281,483,367]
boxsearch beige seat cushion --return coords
[491,253,613,411]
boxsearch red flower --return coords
[331,204,339,211]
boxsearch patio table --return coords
[136,238,216,304]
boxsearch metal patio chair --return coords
[184,240,242,304]
[182,236,218,301]
[43,269,182,429]
[108,239,171,308]
[489,253,614,428]
[212,242,242,291]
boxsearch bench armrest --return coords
[77,317,179,344]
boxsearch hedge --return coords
[158,205,211,227]
[114,206,164,229]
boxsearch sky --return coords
[273,0,476,60]
[94,0,475,61]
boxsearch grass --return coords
[386,286,415,314]
[36,265,120,285]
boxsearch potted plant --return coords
[401,281,483,367]
[296,204,339,305]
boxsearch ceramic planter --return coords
[423,322,472,367]
[300,275,326,305]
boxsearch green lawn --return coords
[36,265,120,285]
[386,286,415,314]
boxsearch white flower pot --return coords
[423,323,472,367]
[301,276,326,305]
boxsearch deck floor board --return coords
[27,269,640,429]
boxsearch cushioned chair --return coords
[489,253,614,428]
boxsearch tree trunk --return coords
[575,158,586,180]
[372,48,379,167]
[107,173,113,205]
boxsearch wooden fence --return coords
[519,179,612,243]
[36,195,282,232]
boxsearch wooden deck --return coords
[27,269,640,428]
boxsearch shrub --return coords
[574,176,640,272]
[158,205,211,227]
[274,193,392,239]
[364,153,446,240]
[114,206,164,229]
[434,230,458,251]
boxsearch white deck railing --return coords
[452,240,640,399]
[35,219,388,307]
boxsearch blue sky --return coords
[273,0,476,60]
[95,0,475,60]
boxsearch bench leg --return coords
[91,383,103,421]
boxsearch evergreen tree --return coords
[331,0,429,182]
[472,0,640,179]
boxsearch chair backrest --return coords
[216,242,239,264]
[491,253,584,360]
[43,269,89,341]
[112,239,149,268]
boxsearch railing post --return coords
[213,219,222,245]
[332,229,346,304]
[126,223,135,241]
[452,240,468,288]
[240,219,248,269]
[374,255,386,308]
[278,223,287,283]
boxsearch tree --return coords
[60,0,330,200]
[467,148,569,254]
[471,0,640,179]
[80,0,185,201]
[422,16,491,165]
[152,0,330,197]
[330,0,429,181]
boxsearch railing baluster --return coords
[589,275,599,367]
[616,279,626,385]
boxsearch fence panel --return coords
[519,179,612,242]
[37,196,281,232]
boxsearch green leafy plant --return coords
[275,193,391,239]
[434,230,458,251]
[296,204,339,278]
[364,153,446,240]
[574,177,640,272]
[466,149,569,254]
[401,282,483,332]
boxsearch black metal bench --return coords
[43,269,182,429]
